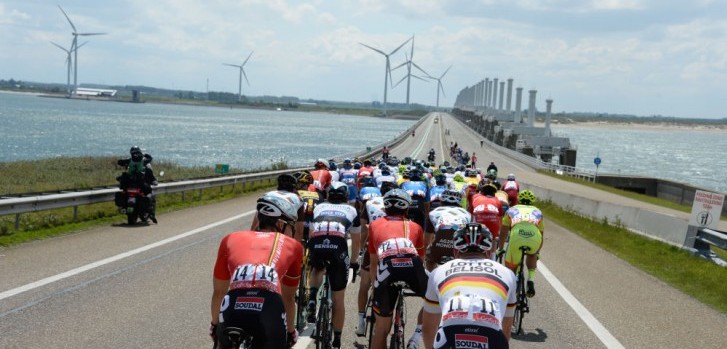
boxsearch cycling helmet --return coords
[378,162,386,170]
[257,194,298,223]
[129,146,142,155]
[518,190,536,205]
[440,190,463,205]
[456,165,466,172]
[314,158,328,169]
[383,189,412,210]
[360,176,376,188]
[409,169,422,181]
[435,174,447,186]
[507,173,516,181]
[453,174,465,182]
[328,161,337,171]
[380,181,398,195]
[293,171,313,186]
[402,169,411,179]
[327,181,349,203]
[465,169,477,177]
[353,162,362,170]
[486,169,498,179]
[381,167,391,176]
[277,173,297,191]
[479,182,498,196]
[443,161,450,167]
[453,223,493,254]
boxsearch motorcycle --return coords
[115,185,156,225]
[428,152,436,162]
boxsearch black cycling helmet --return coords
[453,223,493,254]
[343,158,353,169]
[361,176,376,188]
[479,182,498,196]
[277,173,297,191]
[383,189,412,210]
[409,169,422,181]
[293,171,313,186]
[381,167,391,176]
[435,174,447,186]
[328,161,337,171]
[257,194,298,224]
[129,146,142,155]
[380,181,398,195]
[327,181,349,204]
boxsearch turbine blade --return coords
[75,41,88,50]
[392,75,407,88]
[391,60,408,71]
[411,62,430,77]
[50,41,69,53]
[223,63,241,68]
[411,74,430,83]
[440,65,452,79]
[78,32,107,36]
[242,51,254,66]
[57,5,77,33]
[359,42,386,56]
[242,69,250,86]
[389,36,412,56]
[439,82,446,98]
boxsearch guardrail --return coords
[693,228,727,266]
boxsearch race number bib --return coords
[442,294,501,327]
[229,263,280,293]
[377,237,417,258]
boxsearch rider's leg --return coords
[307,266,323,321]
[332,289,346,347]
[372,314,393,349]
[407,307,424,347]
[356,269,371,335]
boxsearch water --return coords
[0,92,413,169]
[552,124,727,194]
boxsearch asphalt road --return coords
[1,112,725,349]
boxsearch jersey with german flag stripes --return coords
[213,231,304,294]
[423,258,517,330]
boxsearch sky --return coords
[1,0,726,119]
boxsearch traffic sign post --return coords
[593,155,601,182]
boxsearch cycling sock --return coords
[528,269,536,281]
[358,312,365,321]
[409,325,423,341]
[333,330,342,346]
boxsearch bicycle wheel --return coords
[315,300,331,349]
[390,291,406,349]
[367,297,376,348]
[295,273,308,331]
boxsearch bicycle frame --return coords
[295,236,310,332]
[512,246,530,336]
[314,271,333,349]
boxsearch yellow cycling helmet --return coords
[518,190,536,205]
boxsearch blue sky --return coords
[1,0,726,118]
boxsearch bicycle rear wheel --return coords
[367,297,376,348]
[315,301,331,349]
[390,291,406,349]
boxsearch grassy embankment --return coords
[0,156,285,246]
[540,200,727,314]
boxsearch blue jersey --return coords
[338,168,358,201]
[358,186,382,202]
[429,185,448,206]
[401,180,430,201]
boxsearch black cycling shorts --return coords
[308,235,350,292]
[216,288,287,349]
[433,324,509,349]
[407,198,427,231]
[372,254,428,317]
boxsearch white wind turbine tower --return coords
[50,41,87,97]
[429,65,452,110]
[58,6,107,96]
[391,35,429,105]
[360,37,412,116]
[223,51,253,102]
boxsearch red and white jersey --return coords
[424,258,516,330]
[469,194,504,240]
[368,216,425,258]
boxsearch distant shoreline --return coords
[543,120,727,132]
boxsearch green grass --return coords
[539,200,727,314]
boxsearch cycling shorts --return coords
[216,288,287,349]
[504,222,543,270]
[432,324,509,349]
[425,228,457,270]
[372,254,428,317]
[308,235,350,291]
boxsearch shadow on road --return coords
[513,328,548,343]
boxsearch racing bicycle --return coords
[512,246,531,336]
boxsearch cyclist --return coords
[355,181,397,336]
[485,169,501,190]
[428,174,450,210]
[329,160,340,182]
[311,159,332,199]
[338,158,359,205]
[375,166,397,188]
[249,173,304,239]
[498,190,544,298]
[210,194,303,349]
[469,183,504,251]
[502,173,520,206]
[294,170,321,240]
[401,168,430,232]
[451,174,468,208]
[406,190,473,349]
[422,223,517,348]
[368,189,428,349]
[306,182,360,349]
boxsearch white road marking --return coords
[0,210,255,302]
[539,262,626,349]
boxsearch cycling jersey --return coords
[502,180,520,205]
[338,168,359,202]
[425,206,472,268]
[502,205,544,270]
[401,180,430,230]
[311,169,332,192]
[451,181,468,208]
[424,258,516,349]
[361,197,386,271]
[297,189,321,235]
[368,216,427,316]
[469,194,504,242]
[428,185,449,209]
[330,170,340,183]
[358,186,381,202]
[309,202,359,291]
[375,174,397,188]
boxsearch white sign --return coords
[689,190,725,229]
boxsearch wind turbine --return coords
[223,51,254,102]
[359,36,412,116]
[428,65,452,110]
[50,41,87,97]
[58,5,106,96]
[391,36,429,105]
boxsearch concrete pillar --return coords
[492,78,499,111]
[484,78,490,109]
[515,87,523,123]
[499,81,505,111]
[528,90,537,127]
[506,78,513,111]
[473,82,479,107]
[545,99,553,136]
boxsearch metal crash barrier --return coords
[693,228,727,267]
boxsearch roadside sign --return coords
[689,190,725,229]
[215,164,230,174]
[594,157,601,166]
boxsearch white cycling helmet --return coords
[440,190,462,205]
[383,189,412,210]
[507,173,516,181]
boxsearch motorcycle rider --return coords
[116,146,157,223]
[428,148,436,162]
